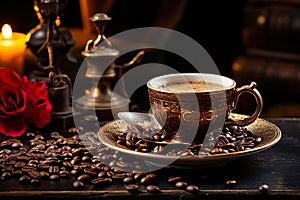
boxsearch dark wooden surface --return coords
[0,118,300,199]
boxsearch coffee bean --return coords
[19,175,31,183]
[83,168,97,176]
[28,170,40,179]
[124,184,139,193]
[50,132,61,138]
[22,165,36,172]
[146,185,160,193]
[92,177,113,185]
[105,171,114,178]
[6,160,16,166]
[72,148,85,156]
[97,171,106,178]
[14,170,23,177]
[40,171,50,178]
[181,150,194,156]
[34,134,45,141]
[235,143,245,151]
[26,132,35,138]
[28,159,39,165]
[82,156,91,162]
[123,176,135,183]
[175,181,188,189]
[59,170,69,177]
[70,157,81,165]
[217,135,229,145]
[153,134,161,141]
[68,127,78,134]
[11,141,23,149]
[112,173,127,181]
[227,136,237,142]
[134,173,145,181]
[70,169,80,176]
[62,152,73,158]
[140,174,157,185]
[258,184,270,193]
[102,166,110,172]
[73,180,84,190]
[62,161,73,169]
[0,149,11,155]
[254,137,262,144]
[49,174,60,181]
[1,171,12,179]
[77,174,90,183]
[225,180,236,188]
[186,185,199,193]
[14,161,26,168]
[49,165,59,174]
[31,178,40,184]
[116,140,124,145]
[210,148,225,154]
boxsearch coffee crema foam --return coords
[159,81,225,93]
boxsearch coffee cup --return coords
[147,73,263,144]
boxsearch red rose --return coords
[0,67,52,137]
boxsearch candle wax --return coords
[0,32,26,75]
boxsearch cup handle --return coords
[226,82,263,126]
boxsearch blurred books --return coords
[232,0,300,117]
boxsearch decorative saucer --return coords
[98,114,281,168]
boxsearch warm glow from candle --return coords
[0,23,26,75]
[2,24,13,40]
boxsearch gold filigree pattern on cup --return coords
[147,74,263,144]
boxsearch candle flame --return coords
[2,24,12,39]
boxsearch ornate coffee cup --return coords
[147,73,263,144]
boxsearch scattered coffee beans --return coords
[0,121,263,195]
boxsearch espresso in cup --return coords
[147,73,263,144]
[161,81,225,93]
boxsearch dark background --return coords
[0,0,246,77]
[3,0,298,117]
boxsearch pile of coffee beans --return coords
[0,122,264,194]
[113,125,262,156]
[0,128,197,193]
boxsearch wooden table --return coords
[0,118,299,199]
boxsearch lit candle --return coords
[0,24,26,75]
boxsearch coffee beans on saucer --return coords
[114,125,261,156]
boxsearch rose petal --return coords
[33,102,52,128]
[0,67,22,84]
[0,68,52,137]
[0,87,26,118]
[21,77,52,128]
[0,116,27,137]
